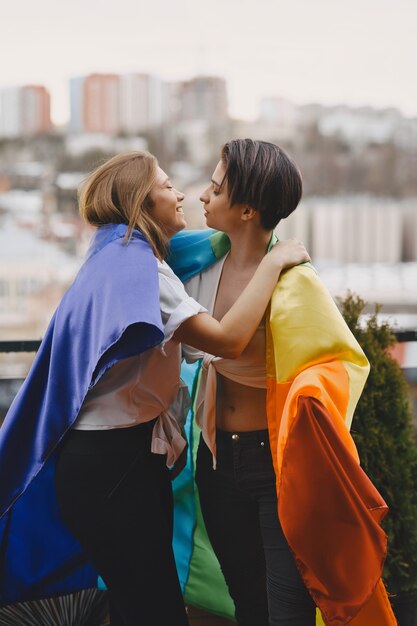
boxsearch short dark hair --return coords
[221,139,302,230]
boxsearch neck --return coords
[226,226,273,269]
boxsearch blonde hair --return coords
[79,151,168,259]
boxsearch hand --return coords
[267,238,310,271]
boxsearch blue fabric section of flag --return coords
[0,452,97,604]
[172,361,200,591]
[170,230,225,590]
[97,576,106,591]
[167,229,219,282]
[0,224,164,605]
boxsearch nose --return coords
[200,188,209,204]
[176,188,185,201]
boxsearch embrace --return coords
[0,140,396,626]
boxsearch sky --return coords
[1,0,416,124]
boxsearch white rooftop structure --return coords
[317,262,417,309]
[0,223,81,331]
[0,190,42,213]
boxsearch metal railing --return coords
[0,330,416,354]
[0,340,42,353]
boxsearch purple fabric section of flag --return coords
[0,224,164,604]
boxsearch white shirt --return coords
[72,260,206,465]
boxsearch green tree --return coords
[340,293,417,597]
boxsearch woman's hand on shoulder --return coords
[173,238,310,358]
[266,238,310,271]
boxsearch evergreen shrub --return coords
[340,293,417,597]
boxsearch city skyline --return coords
[2,0,416,125]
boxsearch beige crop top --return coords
[73,260,206,466]
[183,255,267,466]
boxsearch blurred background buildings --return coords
[0,70,416,414]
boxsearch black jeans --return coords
[55,420,188,626]
[196,429,316,626]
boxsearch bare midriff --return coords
[213,258,268,432]
[216,376,267,431]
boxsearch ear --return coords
[241,206,257,221]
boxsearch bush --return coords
[340,293,417,597]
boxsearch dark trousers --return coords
[55,420,188,626]
[196,429,316,626]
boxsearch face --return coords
[148,167,186,237]
[200,161,240,232]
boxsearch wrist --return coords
[261,254,284,273]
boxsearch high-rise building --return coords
[119,74,165,134]
[0,85,51,138]
[173,76,228,123]
[164,76,229,167]
[0,87,21,137]
[83,74,120,134]
[69,77,85,133]
[21,86,51,135]
[70,74,120,134]
[69,73,228,136]
[120,74,149,134]
[70,73,167,135]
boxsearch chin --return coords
[172,221,187,235]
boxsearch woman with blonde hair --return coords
[0,151,309,626]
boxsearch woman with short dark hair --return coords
[174,139,394,626]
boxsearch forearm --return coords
[217,256,283,354]
[174,256,283,358]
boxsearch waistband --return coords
[61,418,157,454]
[216,427,269,444]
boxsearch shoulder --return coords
[157,260,207,336]
[184,258,223,308]
[271,263,347,336]
[157,259,196,311]
[157,259,186,292]
[276,263,320,291]
[78,233,157,290]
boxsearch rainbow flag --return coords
[169,229,397,625]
